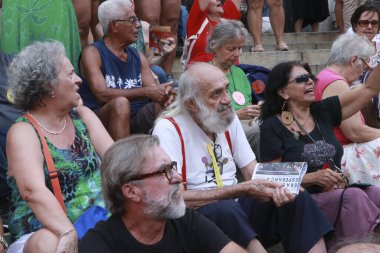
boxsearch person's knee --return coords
[108,97,131,117]
[267,0,282,8]
[138,9,160,25]
[24,229,58,253]
[343,187,368,201]
[161,2,181,28]
[293,190,313,204]
[247,0,264,10]
[206,200,246,219]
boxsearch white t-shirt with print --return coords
[153,113,256,190]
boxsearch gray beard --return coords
[143,185,186,219]
[194,97,235,133]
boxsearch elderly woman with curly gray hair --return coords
[6,41,113,253]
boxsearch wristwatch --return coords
[0,235,8,252]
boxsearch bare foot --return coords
[251,45,264,52]
[276,42,289,51]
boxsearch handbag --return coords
[24,113,108,240]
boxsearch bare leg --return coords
[247,0,265,52]
[160,0,181,76]
[90,0,102,41]
[294,18,303,33]
[267,0,288,50]
[98,97,131,140]
[72,0,92,47]
[335,0,345,33]
[308,238,327,253]
[246,238,268,253]
[311,22,319,32]
[24,229,59,253]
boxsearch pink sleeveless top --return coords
[315,68,365,146]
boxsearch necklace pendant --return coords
[293,131,299,140]
[281,111,294,125]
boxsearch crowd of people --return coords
[2,0,380,253]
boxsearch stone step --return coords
[242,42,332,52]
[256,31,339,45]
[173,49,330,78]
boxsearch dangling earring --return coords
[51,91,55,98]
[281,100,294,125]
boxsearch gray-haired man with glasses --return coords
[79,0,176,141]
[79,134,247,253]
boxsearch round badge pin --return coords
[232,91,245,105]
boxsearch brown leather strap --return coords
[166,117,187,190]
[24,113,66,212]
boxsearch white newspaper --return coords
[252,162,308,194]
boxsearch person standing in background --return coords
[135,0,181,82]
[247,0,288,52]
[72,0,103,48]
[0,0,81,73]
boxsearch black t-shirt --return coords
[79,208,231,253]
[260,97,343,193]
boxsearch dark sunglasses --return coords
[129,161,178,182]
[287,73,313,84]
[213,144,222,160]
[358,20,380,27]
[113,16,139,25]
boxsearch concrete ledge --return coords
[254,31,339,45]
[239,51,302,69]
[242,42,332,52]
[172,49,331,79]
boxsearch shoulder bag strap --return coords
[166,117,187,190]
[181,18,209,67]
[24,114,66,212]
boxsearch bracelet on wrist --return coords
[59,228,76,239]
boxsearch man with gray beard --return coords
[153,63,333,253]
[78,134,246,253]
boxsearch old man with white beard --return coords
[153,63,333,253]
[79,134,246,253]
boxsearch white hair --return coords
[98,0,133,35]
[327,33,375,66]
[157,64,204,120]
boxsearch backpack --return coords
[237,64,271,105]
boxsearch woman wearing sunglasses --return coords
[259,56,380,240]
[350,2,380,67]
[315,33,380,189]
[350,3,380,128]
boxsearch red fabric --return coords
[166,117,187,190]
[186,0,241,66]
[315,68,365,146]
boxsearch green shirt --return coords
[226,65,252,111]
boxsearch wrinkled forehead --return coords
[200,71,229,93]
